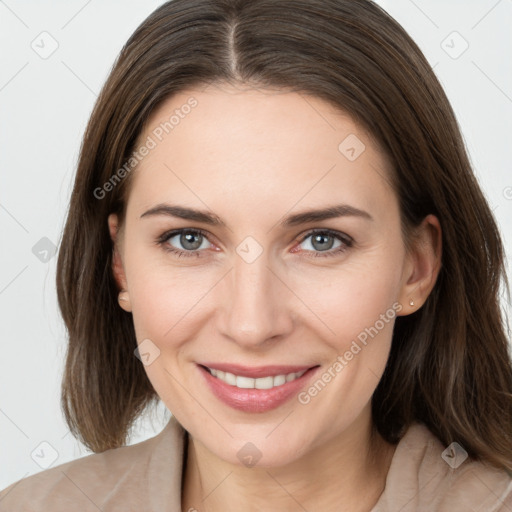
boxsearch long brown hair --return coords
[56,0,512,471]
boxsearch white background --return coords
[1,0,511,489]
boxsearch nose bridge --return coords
[219,248,292,346]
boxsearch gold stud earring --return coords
[409,299,415,307]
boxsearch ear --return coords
[108,213,132,312]
[397,214,442,315]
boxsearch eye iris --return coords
[181,232,202,250]
[312,233,334,251]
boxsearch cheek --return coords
[124,258,211,412]
[122,234,215,338]
[291,253,404,348]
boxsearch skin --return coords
[108,82,442,512]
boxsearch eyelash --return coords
[156,228,353,259]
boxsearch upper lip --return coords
[199,363,317,378]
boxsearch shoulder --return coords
[375,422,512,512]
[0,416,187,512]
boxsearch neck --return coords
[181,407,396,512]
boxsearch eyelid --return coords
[296,227,353,245]
[157,227,215,244]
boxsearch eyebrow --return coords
[140,203,373,228]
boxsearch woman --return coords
[1,0,511,510]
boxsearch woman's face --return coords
[110,83,432,467]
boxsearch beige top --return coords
[1,416,511,511]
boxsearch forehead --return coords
[127,84,396,225]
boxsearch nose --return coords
[217,250,294,349]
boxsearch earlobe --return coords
[117,289,132,312]
[108,213,131,311]
[398,214,442,315]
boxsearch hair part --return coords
[56,0,512,471]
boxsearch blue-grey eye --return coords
[300,232,343,252]
[167,230,211,251]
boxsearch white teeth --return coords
[208,367,308,389]
[236,376,255,388]
[255,376,274,389]
[224,372,237,386]
[273,375,286,386]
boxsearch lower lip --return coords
[198,364,319,413]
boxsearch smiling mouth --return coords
[197,363,321,413]
[198,363,321,389]
[202,365,310,390]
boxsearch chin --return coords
[190,419,317,468]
